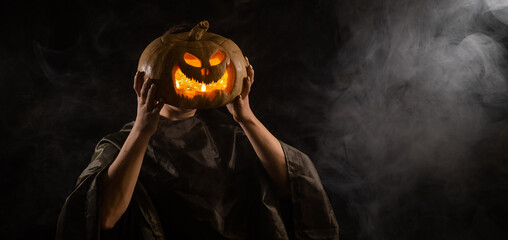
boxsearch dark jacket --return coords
[56,110,339,239]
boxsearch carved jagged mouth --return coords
[172,64,234,100]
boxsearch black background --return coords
[2,0,508,239]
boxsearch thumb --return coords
[235,95,243,105]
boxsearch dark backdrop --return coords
[2,0,508,239]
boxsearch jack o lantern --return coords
[137,21,247,109]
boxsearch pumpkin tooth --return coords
[174,67,228,96]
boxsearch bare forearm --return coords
[99,129,151,229]
[239,116,289,195]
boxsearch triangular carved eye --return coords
[184,52,202,67]
[209,50,225,66]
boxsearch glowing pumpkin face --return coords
[137,21,247,109]
[173,49,235,101]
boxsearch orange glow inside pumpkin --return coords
[183,52,202,67]
[172,63,235,100]
[209,50,225,66]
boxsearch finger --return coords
[152,98,165,113]
[236,95,243,105]
[134,71,145,96]
[146,83,157,111]
[247,65,254,83]
[140,78,153,102]
[244,57,254,84]
[247,66,254,84]
[240,76,252,99]
[230,95,242,106]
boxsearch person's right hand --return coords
[132,71,164,136]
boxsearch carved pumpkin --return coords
[137,21,247,109]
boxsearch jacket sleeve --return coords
[55,138,120,240]
[56,130,166,240]
[281,141,340,240]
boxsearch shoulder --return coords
[76,121,135,185]
[196,109,256,155]
[96,121,135,150]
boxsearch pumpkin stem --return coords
[189,20,209,40]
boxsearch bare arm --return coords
[239,116,289,196]
[99,72,163,229]
[227,58,289,196]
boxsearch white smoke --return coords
[317,0,508,239]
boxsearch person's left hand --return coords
[227,57,255,123]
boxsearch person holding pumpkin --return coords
[56,21,339,240]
